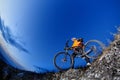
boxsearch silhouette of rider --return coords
[71,37,91,66]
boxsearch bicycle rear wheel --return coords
[54,52,73,71]
[84,40,105,59]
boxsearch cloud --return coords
[33,65,50,73]
[0,17,29,53]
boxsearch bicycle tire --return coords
[84,40,105,59]
[53,52,73,71]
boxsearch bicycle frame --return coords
[54,39,105,70]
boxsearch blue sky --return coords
[0,0,120,72]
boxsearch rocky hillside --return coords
[59,34,120,80]
[0,28,120,80]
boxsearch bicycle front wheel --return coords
[54,52,73,71]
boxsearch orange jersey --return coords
[72,40,81,48]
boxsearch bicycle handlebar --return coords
[64,40,73,51]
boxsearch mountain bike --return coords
[53,40,105,71]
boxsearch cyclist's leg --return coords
[72,53,76,58]
[71,52,77,68]
[85,57,91,66]
[85,57,90,63]
[75,47,83,54]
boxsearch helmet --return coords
[78,38,83,42]
[71,37,76,41]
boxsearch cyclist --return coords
[71,37,91,66]
[71,37,84,50]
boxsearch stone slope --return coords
[58,33,120,80]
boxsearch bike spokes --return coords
[54,52,73,70]
[84,40,105,59]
